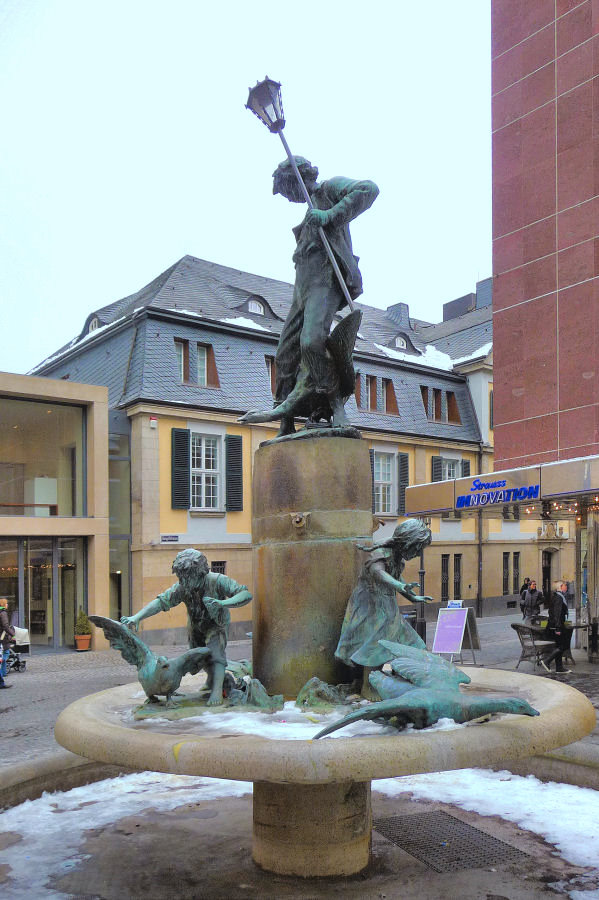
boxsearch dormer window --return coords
[88,317,100,333]
[395,335,407,349]
[248,299,264,315]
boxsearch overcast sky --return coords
[0,0,491,374]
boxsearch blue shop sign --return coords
[456,478,540,509]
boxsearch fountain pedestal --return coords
[253,780,371,876]
[251,433,372,697]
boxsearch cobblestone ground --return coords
[1,615,598,771]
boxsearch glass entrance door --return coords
[1,536,86,649]
[24,538,54,647]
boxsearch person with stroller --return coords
[0,597,15,690]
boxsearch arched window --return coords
[88,317,100,332]
[395,335,407,349]
[248,299,264,315]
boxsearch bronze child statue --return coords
[335,519,433,680]
[121,549,251,705]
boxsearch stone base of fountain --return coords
[55,669,596,877]
[253,781,371,876]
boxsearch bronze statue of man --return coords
[241,157,378,437]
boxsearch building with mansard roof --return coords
[17,257,568,646]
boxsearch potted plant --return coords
[74,608,92,651]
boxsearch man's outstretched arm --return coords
[305,177,379,230]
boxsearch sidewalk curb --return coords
[0,749,136,811]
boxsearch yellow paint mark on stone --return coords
[172,739,203,763]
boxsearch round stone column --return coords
[252,434,372,697]
[253,780,372,876]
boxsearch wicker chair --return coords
[511,622,556,669]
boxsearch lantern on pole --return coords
[246,77,355,312]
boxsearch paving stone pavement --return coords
[1,614,598,772]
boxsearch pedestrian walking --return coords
[541,581,571,674]
[0,597,15,690]
[521,580,543,620]
[519,577,531,616]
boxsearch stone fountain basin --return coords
[55,668,596,783]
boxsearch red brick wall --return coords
[492,0,599,468]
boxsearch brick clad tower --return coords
[492,0,599,468]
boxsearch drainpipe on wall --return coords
[476,443,484,618]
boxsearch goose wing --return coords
[378,640,470,689]
[89,615,153,669]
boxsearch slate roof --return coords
[415,306,493,360]
[31,255,487,443]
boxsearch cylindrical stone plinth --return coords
[253,780,371,876]
[252,435,372,697]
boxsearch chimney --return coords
[386,302,411,330]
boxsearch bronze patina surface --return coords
[240,156,378,437]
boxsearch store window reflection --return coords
[0,398,84,516]
[59,538,85,647]
[109,426,131,620]
[109,540,130,620]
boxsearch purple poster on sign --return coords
[432,607,469,654]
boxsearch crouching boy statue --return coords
[121,549,251,705]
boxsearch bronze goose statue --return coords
[90,615,212,706]
[313,641,538,738]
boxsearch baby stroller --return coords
[7,644,26,673]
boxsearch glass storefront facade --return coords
[0,536,86,647]
[0,397,85,516]
[0,396,90,648]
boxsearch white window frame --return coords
[395,335,407,349]
[197,344,207,387]
[374,451,395,515]
[442,458,460,480]
[88,316,100,333]
[190,433,221,510]
[248,299,264,315]
[175,340,185,381]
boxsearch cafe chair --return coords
[511,622,557,670]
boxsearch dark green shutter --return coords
[431,456,443,482]
[171,428,190,509]
[397,452,409,515]
[225,434,243,511]
[461,459,471,477]
[369,449,375,513]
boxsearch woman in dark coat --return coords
[542,581,571,674]
[0,598,15,689]
[335,519,432,672]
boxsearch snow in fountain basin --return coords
[130,699,463,740]
[1,768,599,898]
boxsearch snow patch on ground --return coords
[2,768,598,897]
[0,772,251,898]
